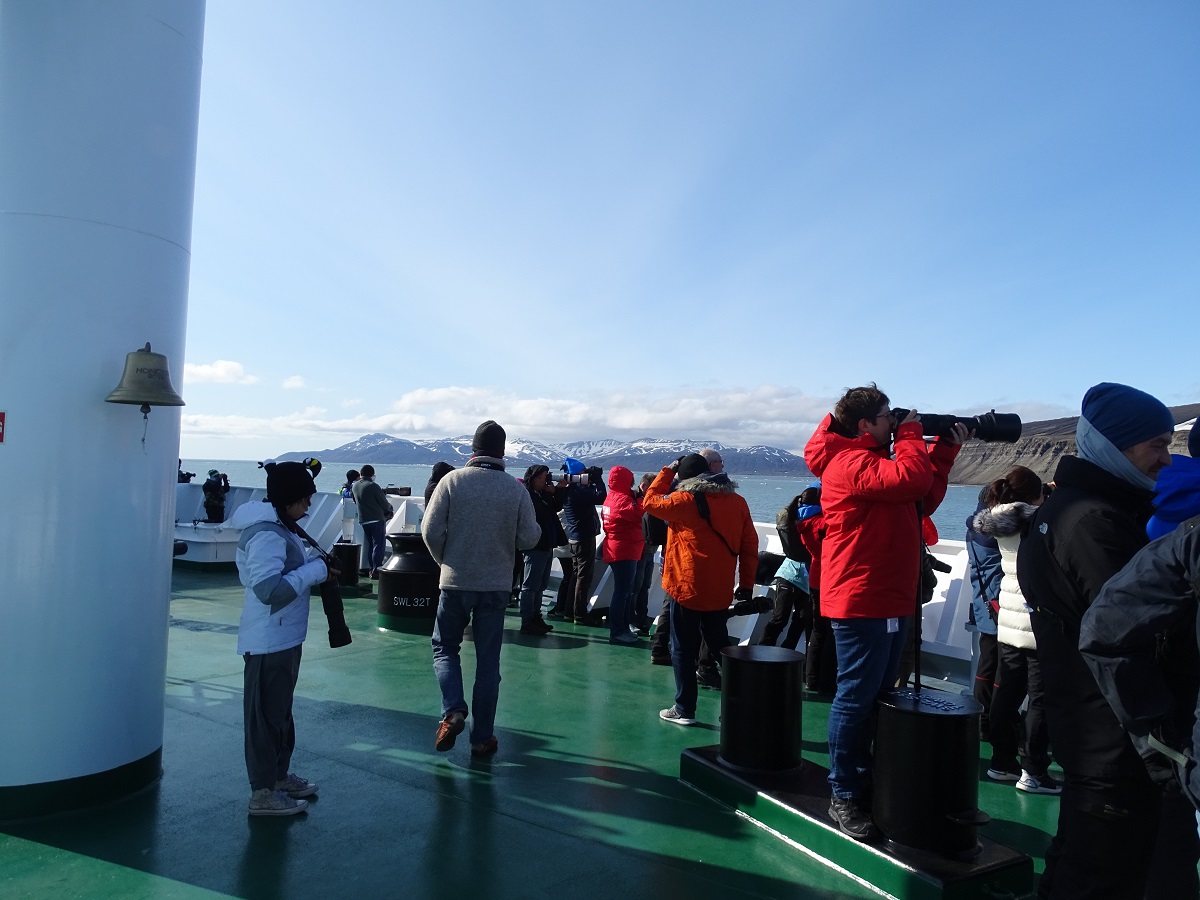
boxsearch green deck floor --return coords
[1,567,1060,899]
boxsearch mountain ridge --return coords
[280,403,1199,482]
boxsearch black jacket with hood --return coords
[1017,454,1159,778]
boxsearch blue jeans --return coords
[827,616,909,799]
[607,559,637,639]
[361,520,386,571]
[432,589,508,745]
[519,550,553,622]
[668,597,731,718]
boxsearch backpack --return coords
[776,496,812,563]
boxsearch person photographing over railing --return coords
[803,383,969,841]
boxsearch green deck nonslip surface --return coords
[1,567,1061,899]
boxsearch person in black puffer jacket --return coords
[1017,383,1197,900]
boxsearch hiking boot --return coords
[435,711,465,751]
[986,761,1022,782]
[274,772,318,799]
[828,796,875,841]
[577,612,604,627]
[471,736,498,758]
[696,666,722,691]
[520,617,553,635]
[248,788,308,817]
[1016,771,1062,795]
[659,706,696,726]
[609,632,639,645]
[650,655,671,667]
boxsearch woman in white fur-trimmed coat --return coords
[973,466,1061,795]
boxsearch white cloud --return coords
[183,360,259,384]
[282,375,306,389]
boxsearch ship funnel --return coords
[105,342,185,413]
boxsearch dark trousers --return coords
[361,521,386,571]
[570,536,597,619]
[633,545,657,627]
[554,556,575,614]
[204,502,224,524]
[760,578,813,649]
[1039,770,1199,899]
[243,645,302,791]
[974,631,999,741]
[651,590,673,659]
[990,642,1049,775]
[805,589,837,693]
[668,597,732,717]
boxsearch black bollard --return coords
[377,533,440,631]
[718,645,805,773]
[873,689,989,858]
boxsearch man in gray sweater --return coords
[422,420,540,757]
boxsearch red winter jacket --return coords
[803,415,959,619]
[795,513,826,591]
[601,466,645,563]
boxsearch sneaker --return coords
[659,707,696,726]
[1016,771,1062,795]
[609,632,639,645]
[986,762,1022,782]
[471,736,498,758]
[248,788,308,817]
[696,666,722,691]
[828,796,875,841]
[274,772,318,799]
[650,655,672,667]
[435,711,465,751]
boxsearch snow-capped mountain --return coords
[279,434,810,474]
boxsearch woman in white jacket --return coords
[972,466,1060,795]
[231,461,333,816]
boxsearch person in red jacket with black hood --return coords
[804,383,968,841]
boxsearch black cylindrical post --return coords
[718,645,805,773]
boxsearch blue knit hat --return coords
[1080,383,1174,450]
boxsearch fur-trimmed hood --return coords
[973,501,1039,539]
[676,472,739,495]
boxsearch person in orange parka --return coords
[642,453,759,726]
[600,465,645,645]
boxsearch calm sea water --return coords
[183,459,983,542]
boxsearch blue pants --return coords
[607,559,637,639]
[827,616,908,799]
[361,520,386,571]
[432,589,508,745]
[668,597,731,718]
[519,550,553,622]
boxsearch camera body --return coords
[890,408,1022,444]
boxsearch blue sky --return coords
[181,1,1199,460]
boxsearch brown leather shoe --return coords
[471,736,498,758]
[435,711,465,751]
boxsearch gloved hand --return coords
[733,586,753,604]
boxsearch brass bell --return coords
[105,342,186,414]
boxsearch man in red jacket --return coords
[643,453,759,726]
[804,384,968,840]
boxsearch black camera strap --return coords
[693,493,737,557]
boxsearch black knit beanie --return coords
[677,453,710,481]
[472,420,506,458]
[264,461,317,505]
